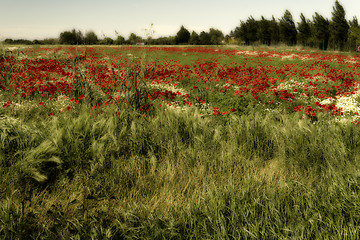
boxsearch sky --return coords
[1,0,359,40]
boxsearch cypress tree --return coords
[297,13,312,46]
[348,16,360,51]
[258,16,271,45]
[330,0,349,50]
[245,16,259,45]
[279,10,297,45]
[175,26,191,45]
[313,12,330,50]
[269,16,280,45]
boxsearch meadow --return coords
[1,44,360,239]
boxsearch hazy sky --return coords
[1,0,359,40]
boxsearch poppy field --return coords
[2,46,360,121]
[1,45,360,239]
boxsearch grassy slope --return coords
[1,46,360,239]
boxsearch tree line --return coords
[3,27,225,46]
[231,0,360,51]
[2,1,360,51]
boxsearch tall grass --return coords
[2,102,360,238]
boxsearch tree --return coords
[348,16,360,51]
[209,28,224,45]
[4,39,14,44]
[59,29,84,45]
[330,0,349,50]
[269,16,280,44]
[313,12,330,50]
[84,31,98,45]
[59,31,75,45]
[114,35,125,45]
[175,26,190,44]
[99,37,114,45]
[233,17,259,45]
[233,21,246,44]
[199,31,211,45]
[257,16,271,45]
[42,38,58,45]
[128,33,142,45]
[245,16,259,45]
[189,31,200,45]
[279,10,297,45]
[297,13,312,46]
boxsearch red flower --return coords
[78,94,85,100]
[230,108,236,112]
[39,102,45,107]
[48,112,55,116]
[2,101,12,108]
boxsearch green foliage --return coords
[235,16,259,45]
[330,0,349,50]
[297,13,312,46]
[128,33,142,45]
[209,28,224,45]
[257,16,271,45]
[99,37,114,45]
[279,10,297,46]
[347,16,360,51]
[3,39,33,45]
[84,31,98,45]
[313,12,331,50]
[175,26,191,45]
[199,31,211,45]
[270,16,280,44]
[189,31,200,45]
[59,29,84,45]
[114,35,125,45]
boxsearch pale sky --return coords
[1,0,359,40]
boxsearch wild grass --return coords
[1,102,360,239]
[1,46,360,239]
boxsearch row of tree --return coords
[56,27,225,46]
[231,0,360,51]
[3,27,226,46]
[2,1,360,50]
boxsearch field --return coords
[1,45,360,239]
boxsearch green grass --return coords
[2,104,360,239]
[1,45,360,239]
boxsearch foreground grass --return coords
[1,103,360,239]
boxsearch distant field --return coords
[1,45,360,239]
